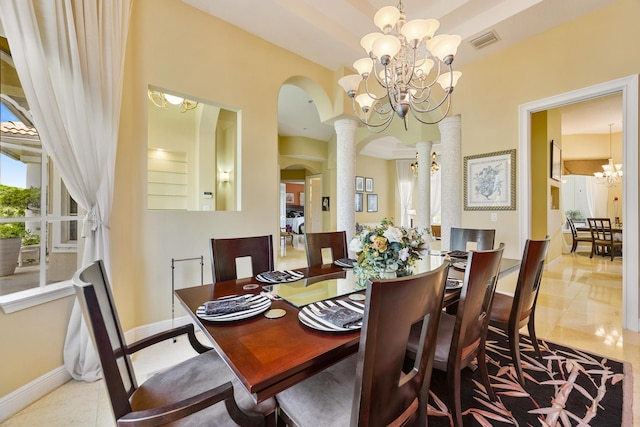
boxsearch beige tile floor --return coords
[2,238,638,426]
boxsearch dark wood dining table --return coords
[174,256,521,403]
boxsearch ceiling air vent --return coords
[469,30,500,50]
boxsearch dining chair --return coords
[587,218,622,261]
[489,238,550,384]
[276,263,450,427]
[450,227,495,252]
[73,260,275,426]
[305,231,348,267]
[567,217,593,253]
[210,235,274,283]
[406,243,504,427]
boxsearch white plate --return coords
[256,270,304,283]
[446,279,463,290]
[196,294,271,322]
[452,262,467,271]
[298,299,365,333]
[334,258,355,268]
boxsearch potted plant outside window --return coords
[0,185,41,276]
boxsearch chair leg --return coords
[508,326,524,384]
[590,242,595,258]
[447,367,464,427]
[571,240,577,253]
[477,344,496,402]
[527,315,543,360]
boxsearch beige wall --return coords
[453,0,640,259]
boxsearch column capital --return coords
[438,114,461,130]
[334,118,358,133]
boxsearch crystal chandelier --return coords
[148,89,199,113]
[338,0,462,132]
[594,123,622,187]
[411,152,439,176]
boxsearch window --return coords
[0,36,79,298]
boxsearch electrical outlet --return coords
[491,213,497,222]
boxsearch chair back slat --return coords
[454,244,504,365]
[73,261,135,419]
[588,218,613,242]
[210,235,274,282]
[352,263,449,426]
[305,231,348,267]
[450,227,495,251]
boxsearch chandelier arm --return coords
[349,97,395,130]
[362,78,390,102]
[412,59,443,90]
[409,93,452,126]
[409,63,454,114]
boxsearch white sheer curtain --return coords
[0,0,131,381]
[396,160,415,227]
[586,176,609,217]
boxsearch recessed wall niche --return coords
[147,86,239,211]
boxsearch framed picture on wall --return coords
[551,140,562,182]
[365,177,374,192]
[285,193,294,204]
[355,176,364,192]
[355,193,363,212]
[367,194,378,212]
[463,149,516,211]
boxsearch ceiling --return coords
[184,0,622,159]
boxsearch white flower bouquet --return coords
[349,218,430,282]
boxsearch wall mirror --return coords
[147,86,240,211]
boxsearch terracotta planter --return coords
[0,238,21,276]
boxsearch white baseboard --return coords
[0,315,195,423]
[0,366,71,423]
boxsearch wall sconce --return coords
[220,171,230,183]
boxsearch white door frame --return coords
[306,174,322,233]
[518,75,639,332]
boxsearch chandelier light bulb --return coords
[371,35,402,64]
[373,6,400,32]
[437,71,462,91]
[360,33,383,56]
[353,58,374,77]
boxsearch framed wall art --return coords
[367,194,378,212]
[355,193,363,212]
[463,149,516,211]
[355,176,364,192]
[365,177,374,192]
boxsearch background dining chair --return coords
[407,244,504,427]
[304,231,348,267]
[73,260,274,426]
[489,238,550,384]
[450,227,496,252]
[276,263,450,427]
[587,218,622,260]
[210,235,274,283]
[567,217,593,253]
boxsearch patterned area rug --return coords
[427,325,632,426]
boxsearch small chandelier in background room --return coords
[411,151,439,176]
[338,0,462,132]
[148,89,199,113]
[594,123,622,187]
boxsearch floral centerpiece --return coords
[349,218,430,284]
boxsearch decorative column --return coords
[416,141,432,232]
[439,115,462,251]
[335,118,358,253]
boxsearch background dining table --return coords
[174,255,521,403]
